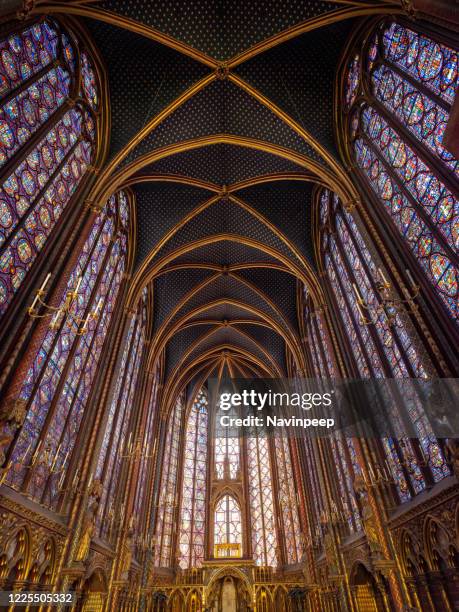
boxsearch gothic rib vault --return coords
[39,0,400,409]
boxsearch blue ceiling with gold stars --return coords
[66,0,384,381]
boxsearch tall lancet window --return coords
[178,388,208,569]
[343,21,459,323]
[133,362,159,522]
[247,435,278,567]
[303,283,361,533]
[273,435,303,564]
[154,392,185,567]
[0,20,100,317]
[320,188,449,503]
[95,287,148,540]
[5,190,128,510]
[214,495,242,557]
[214,402,240,480]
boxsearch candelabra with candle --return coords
[16,441,70,476]
[57,467,96,496]
[136,533,156,553]
[307,523,324,548]
[106,500,127,538]
[121,432,154,461]
[28,273,103,335]
[351,267,419,328]
[361,461,395,488]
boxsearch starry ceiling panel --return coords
[235,20,355,156]
[171,241,281,267]
[135,144,305,186]
[187,303,263,324]
[152,198,298,266]
[165,323,217,374]
[234,181,315,264]
[234,323,286,373]
[153,268,218,332]
[98,0,341,61]
[120,80,322,168]
[180,328,274,377]
[168,274,288,332]
[134,182,213,267]
[82,18,210,162]
[234,268,299,334]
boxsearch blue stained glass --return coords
[0,21,100,320]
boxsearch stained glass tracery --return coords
[5,190,128,510]
[303,286,362,532]
[247,435,278,567]
[154,392,185,567]
[0,19,100,316]
[320,188,449,503]
[178,388,208,569]
[344,20,459,323]
[274,435,302,564]
[95,287,148,539]
[214,495,242,555]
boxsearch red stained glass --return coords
[6,192,128,507]
[0,21,100,320]
[178,388,208,569]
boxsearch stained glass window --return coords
[95,288,148,540]
[178,388,208,569]
[274,435,302,564]
[320,188,449,503]
[303,285,361,532]
[214,403,240,481]
[344,21,459,323]
[0,19,99,317]
[214,495,242,555]
[154,392,184,567]
[5,191,128,511]
[133,361,159,525]
[247,435,278,566]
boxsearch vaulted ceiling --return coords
[40,0,400,404]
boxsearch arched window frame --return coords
[301,284,362,535]
[94,284,149,541]
[0,16,108,327]
[317,187,450,504]
[177,387,208,569]
[4,188,132,512]
[213,493,242,558]
[337,17,459,334]
[246,433,278,567]
[153,391,185,568]
[273,434,303,564]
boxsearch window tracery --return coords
[320,187,449,503]
[214,495,242,556]
[303,284,361,532]
[0,19,100,317]
[178,388,208,569]
[5,190,128,511]
[154,392,185,567]
[343,21,458,323]
[247,435,278,567]
[95,286,148,539]
[274,435,302,564]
